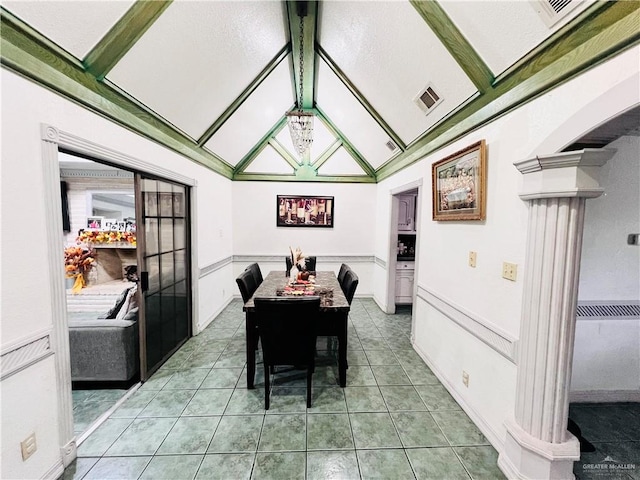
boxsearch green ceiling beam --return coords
[317,45,406,151]
[0,9,234,179]
[233,115,290,176]
[234,172,376,183]
[286,1,317,109]
[312,139,342,169]
[84,0,172,80]
[268,138,301,170]
[198,45,291,146]
[314,107,376,179]
[410,0,494,92]
[376,1,640,181]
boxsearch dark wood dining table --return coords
[242,271,350,388]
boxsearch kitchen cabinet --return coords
[395,261,414,304]
[398,194,416,232]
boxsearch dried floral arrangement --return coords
[77,230,136,246]
[64,246,96,293]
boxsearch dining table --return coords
[243,270,350,388]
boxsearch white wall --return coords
[231,181,377,295]
[571,135,640,398]
[0,68,234,479]
[373,47,640,450]
[579,135,640,301]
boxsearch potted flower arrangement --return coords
[64,245,96,293]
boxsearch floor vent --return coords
[531,0,581,27]
[413,83,443,115]
[576,301,640,319]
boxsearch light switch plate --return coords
[502,262,517,281]
[469,251,477,268]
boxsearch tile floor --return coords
[72,389,128,437]
[571,402,640,480]
[62,298,505,480]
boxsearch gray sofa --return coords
[68,287,139,382]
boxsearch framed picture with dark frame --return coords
[432,140,487,221]
[277,195,334,227]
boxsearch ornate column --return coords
[498,148,615,480]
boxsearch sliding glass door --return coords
[136,175,191,379]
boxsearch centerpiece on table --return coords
[288,246,315,286]
[64,245,96,293]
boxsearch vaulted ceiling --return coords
[1,1,638,182]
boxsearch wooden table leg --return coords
[338,314,348,387]
[245,312,257,389]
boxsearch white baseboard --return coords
[196,296,235,334]
[43,459,64,480]
[569,389,640,403]
[412,339,505,453]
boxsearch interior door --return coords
[136,175,191,380]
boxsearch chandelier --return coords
[286,13,313,158]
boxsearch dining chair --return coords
[254,296,320,409]
[285,256,316,274]
[245,262,263,286]
[337,263,349,285]
[341,269,359,305]
[236,269,258,303]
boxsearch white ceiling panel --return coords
[319,1,477,144]
[439,1,592,75]
[204,59,294,166]
[107,0,287,139]
[245,145,294,175]
[275,118,337,164]
[317,147,365,176]
[316,60,393,170]
[3,0,134,59]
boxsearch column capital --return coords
[514,148,616,200]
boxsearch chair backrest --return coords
[236,269,258,304]
[305,256,317,272]
[337,263,349,285]
[342,269,359,304]
[285,256,316,273]
[245,262,263,285]
[254,297,320,366]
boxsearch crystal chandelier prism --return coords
[287,13,313,158]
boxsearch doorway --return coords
[58,151,193,440]
[386,180,422,317]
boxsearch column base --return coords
[498,418,580,480]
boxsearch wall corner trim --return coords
[416,285,518,363]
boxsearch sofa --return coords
[68,286,139,382]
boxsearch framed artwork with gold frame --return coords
[432,140,487,221]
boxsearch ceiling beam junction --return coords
[233,115,290,176]
[84,1,173,80]
[314,107,376,178]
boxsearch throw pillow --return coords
[104,286,132,319]
[116,285,139,321]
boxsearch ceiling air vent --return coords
[413,83,443,116]
[531,0,581,28]
[385,140,398,152]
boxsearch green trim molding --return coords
[1,1,638,184]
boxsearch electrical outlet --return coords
[468,251,477,268]
[21,433,37,461]
[502,262,517,281]
[462,371,469,387]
